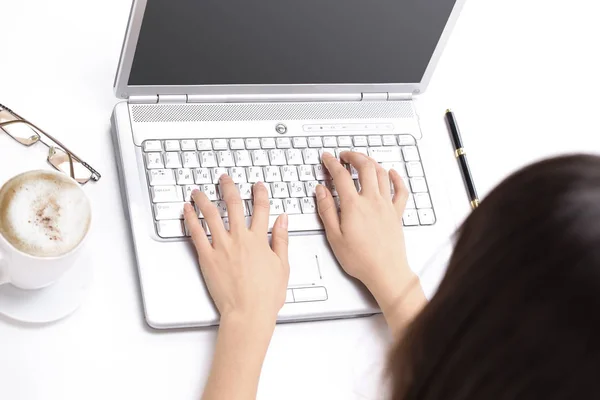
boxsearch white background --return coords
[1,0,599,399]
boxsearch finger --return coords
[192,190,227,243]
[183,203,212,253]
[321,152,358,201]
[271,214,290,269]
[316,184,341,237]
[339,151,379,196]
[218,174,246,232]
[250,182,270,233]
[371,157,392,199]
[390,169,409,217]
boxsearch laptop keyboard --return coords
[142,134,436,238]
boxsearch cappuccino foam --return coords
[0,171,91,257]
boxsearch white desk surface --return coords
[1,1,599,399]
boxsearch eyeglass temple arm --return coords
[1,118,101,181]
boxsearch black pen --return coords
[445,109,479,209]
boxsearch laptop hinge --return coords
[388,92,414,101]
[157,95,188,103]
[128,95,158,104]
[361,92,389,101]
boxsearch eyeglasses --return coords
[0,103,100,184]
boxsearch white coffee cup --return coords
[0,170,91,290]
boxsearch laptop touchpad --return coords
[288,249,322,287]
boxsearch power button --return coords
[275,123,287,134]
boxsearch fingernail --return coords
[191,189,201,196]
[316,184,326,200]
[279,213,288,229]
[219,174,229,182]
[184,203,193,212]
[322,152,332,159]
[254,181,264,189]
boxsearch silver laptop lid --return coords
[114,0,465,100]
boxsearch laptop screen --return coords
[128,0,457,86]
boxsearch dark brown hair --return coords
[390,154,600,399]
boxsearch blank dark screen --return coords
[129,0,457,86]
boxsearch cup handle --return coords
[0,251,9,286]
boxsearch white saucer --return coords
[0,254,92,324]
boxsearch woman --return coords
[183,152,600,400]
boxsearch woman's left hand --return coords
[184,175,290,327]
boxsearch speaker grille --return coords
[131,102,413,123]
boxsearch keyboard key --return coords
[245,138,261,149]
[181,140,196,150]
[313,164,329,180]
[300,197,317,213]
[229,167,247,183]
[368,135,383,146]
[214,200,228,217]
[233,150,252,167]
[418,209,436,225]
[229,138,245,150]
[269,149,287,166]
[293,137,308,148]
[151,186,183,202]
[381,162,405,175]
[276,137,292,148]
[337,136,352,147]
[260,137,276,149]
[353,136,368,146]
[238,183,253,200]
[302,148,320,165]
[352,147,368,156]
[217,151,235,167]
[368,147,402,162]
[402,146,420,161]
[196,139,212,151]
[288,181,306,198]
[283,198,302,214]
[406,161,424,177]
[164,152,182,168]
[157,220,185,238]
[154,202,185,220]
[145,152,164,169]
[247,167,265,183]
[272,182,290,198]
[200,184,219,201]
[323,136,337,147]
[183,185,200,202]
[319,148,336,159]
[143,141,162,152]
[193,168,212,184]
[264,166,282,182]
[182,151,201,168]
[176,168,194,185]
[270,199,284,215]
[199,151,218,167]
[403,209,419,226]
[308,137,323,148]
[148,169,176,186]
[382,135,397,146]
[212,139,228,150]
[298,165,315,181]
[286,149,303,165]
[415,193,432,209]
[164,140,181,151]
[398,135,415,146]
[325,180,338,196]
[410,177,428,193]
[251,150,270,166]
[305,181,319,197]
[211,167,229,183]
[335,148,352,158]
[281,166,299,182]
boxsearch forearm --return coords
[367,270,427,340]
[202,314,275,400]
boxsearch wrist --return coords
[220,310,277,340]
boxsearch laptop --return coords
[111,0,464,329]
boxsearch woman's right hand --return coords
[316,152,426,335]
